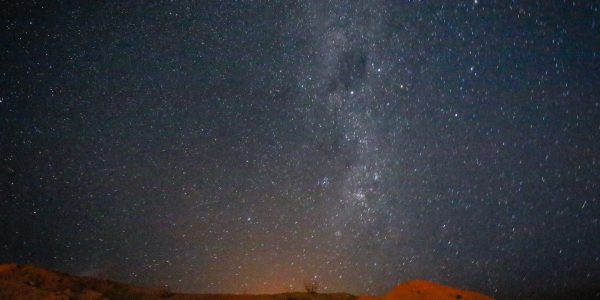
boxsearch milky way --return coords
[2,1,600,299]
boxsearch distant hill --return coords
[0,263,495,300]
[0,264,357,300]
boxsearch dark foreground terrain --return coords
[0,263,493,300]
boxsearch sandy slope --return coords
[379,280,492,300]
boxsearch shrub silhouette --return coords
[303,279,319,294]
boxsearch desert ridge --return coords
[0,264,493,300]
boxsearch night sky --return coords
[2,1,600,299]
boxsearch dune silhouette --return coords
[365,280,493,300]
[0,264,494,300]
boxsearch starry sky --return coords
[1,1,600,299]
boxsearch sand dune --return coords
[358,280,493,300]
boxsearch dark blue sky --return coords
[2,1,599,299]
